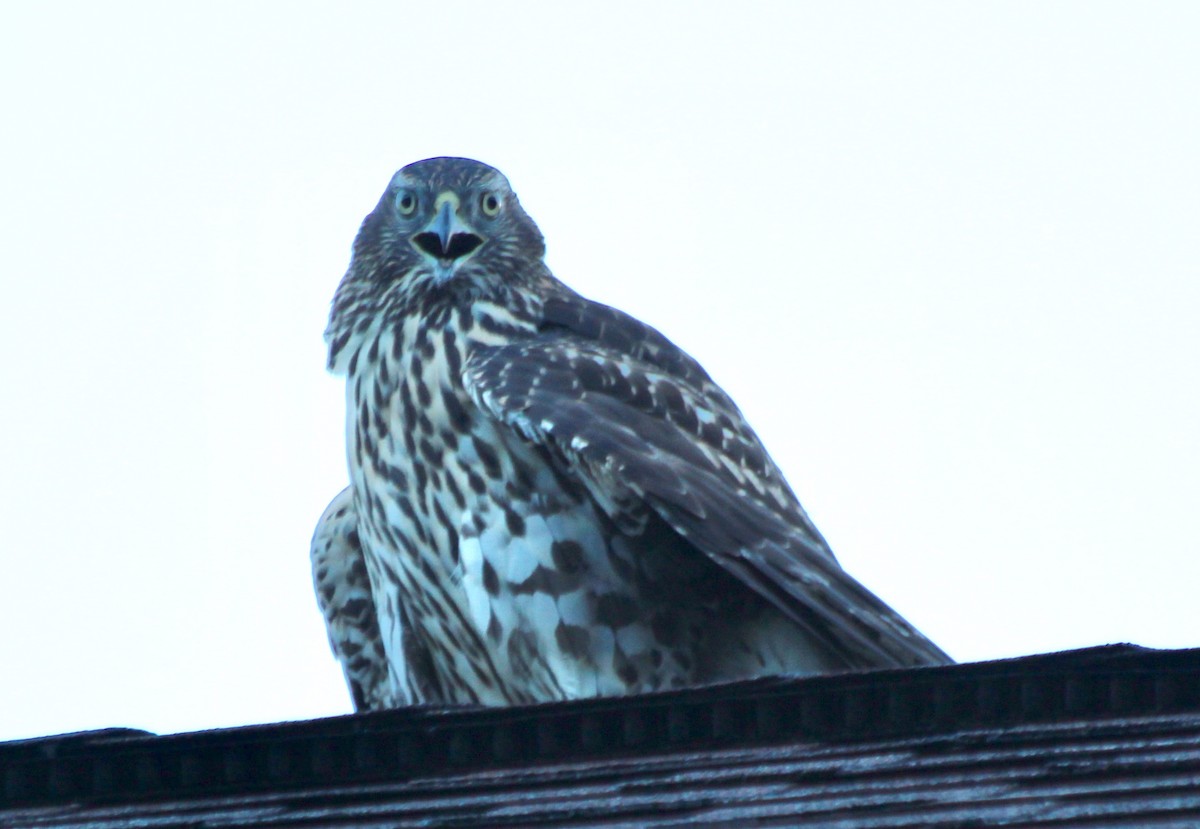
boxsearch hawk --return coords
[312,157,951,710]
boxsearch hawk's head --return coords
[379,158,545,284]
[326,157,549,371]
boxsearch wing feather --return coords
[311,488,447,709]
[465,294,951,670]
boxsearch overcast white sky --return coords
[1,3,1197,743]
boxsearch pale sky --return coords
[1,2,1197,742]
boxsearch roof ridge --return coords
[3,645,1199,810]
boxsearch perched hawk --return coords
[312,157,951,710]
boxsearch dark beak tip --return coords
[414,231,483,261]
[445,232,484,260]
[413,231,442,258]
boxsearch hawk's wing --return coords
[311,488,394,711]
[311,488,446,709]
[464,295,952,670]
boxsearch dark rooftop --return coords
[3,644,1200,827]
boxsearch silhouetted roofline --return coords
[4,644,1200,826]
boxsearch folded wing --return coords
[464,294,952,670]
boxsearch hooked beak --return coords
[412,194,484,279]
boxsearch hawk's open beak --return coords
[413,196,484,264]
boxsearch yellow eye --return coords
[480,191,501,217]
[397,190,418,216]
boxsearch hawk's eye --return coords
[480,192,501,217]
[397,191,418,216]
